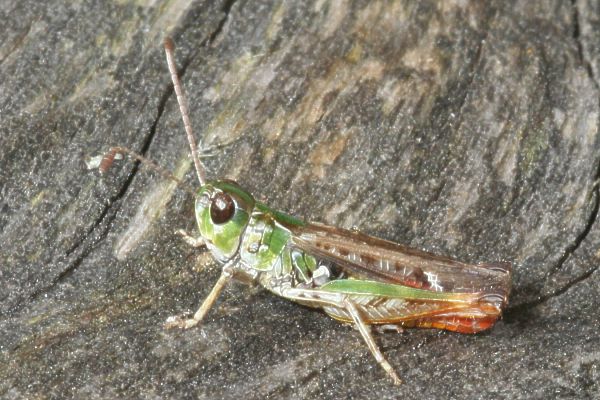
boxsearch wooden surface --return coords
[1,1,599,398]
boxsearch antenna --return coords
[164,37,207,186]
[99,146,196,196]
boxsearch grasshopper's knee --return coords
[176,229,205,248]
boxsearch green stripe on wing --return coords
[320,279,476,302]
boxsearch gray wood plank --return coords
[1,1,599,398]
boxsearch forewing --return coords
[288,222,511,308]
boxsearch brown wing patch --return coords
[289,222,511,308]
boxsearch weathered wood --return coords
[1,0,599,398]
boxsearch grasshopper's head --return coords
[195,180,255,263]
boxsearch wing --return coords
[287,222,512,309]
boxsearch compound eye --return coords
[210,192,235,224]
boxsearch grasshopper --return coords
[102,38,512,385]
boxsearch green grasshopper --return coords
[103,38,512,385]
